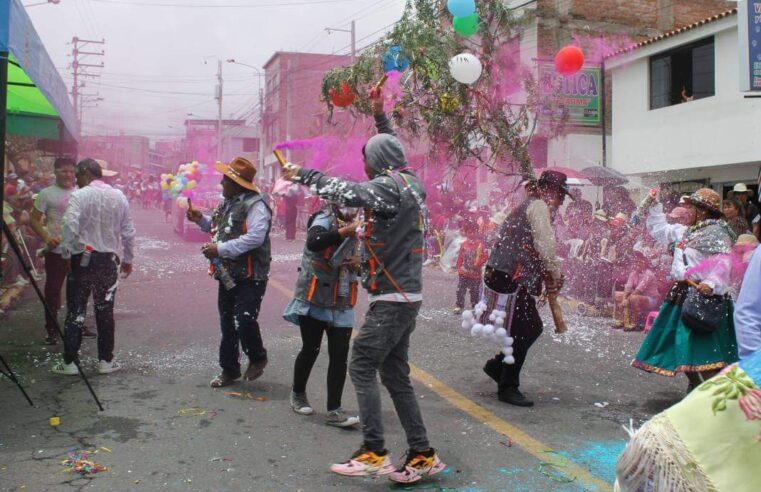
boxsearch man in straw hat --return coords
[186,157,272,388]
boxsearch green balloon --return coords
[453,14,479,37]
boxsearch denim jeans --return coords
[349,301,430,452]
[218,278,268,378]
[63,252,119,364]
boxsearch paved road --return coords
[0,207,684,492]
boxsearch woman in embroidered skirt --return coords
[633,188,738,392]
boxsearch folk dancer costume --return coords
[616,349,761,492]
[478,171,569,407]
[195,157,272,388]
[283,204,360,427]
[633,189,738,379]
[290,110,446,483]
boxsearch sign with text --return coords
[739,0,761,91]
[539,65,601,126]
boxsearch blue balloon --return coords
[382,45,410,73]
[447,0,476,18]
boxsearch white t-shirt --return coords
[34,184,75,254]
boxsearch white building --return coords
[607,8,761,196]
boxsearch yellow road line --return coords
[267,277,612,491]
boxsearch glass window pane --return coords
[650,56,671,109]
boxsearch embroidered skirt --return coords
[632,283,739,376]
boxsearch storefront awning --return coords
[0,0,79,143]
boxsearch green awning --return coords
[7,54,63,140]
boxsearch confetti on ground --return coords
[61,450,109,476]
[223,391,267,401]
[537,451,576,483]
[178,407,207,417]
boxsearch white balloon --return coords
[463,310,474,320]
[505,337,514,347]
[449,53,483,85]
[488,313,497,322]
[502,346,514,356]
[483,324,495,337]
[495,328,507,340]
[471,324,484,337]
[504,356,516,364]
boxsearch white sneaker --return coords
[98,359,122,374]
[51,360,78,375]
[290,391,314,415]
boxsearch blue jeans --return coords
[218,279,268,378]
[350,301,430,452]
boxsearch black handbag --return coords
[681,286,726,333]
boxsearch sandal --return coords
[210,373,239,388]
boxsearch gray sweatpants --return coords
[349,301,430,452]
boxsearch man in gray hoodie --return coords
[283,89,444,484]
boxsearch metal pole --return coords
[72,38,78,127]
[0,50,7,257]
[601,57,607,168]
[217,59,223,161]
[350,20,356,64]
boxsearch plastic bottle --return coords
[80,245,94,267]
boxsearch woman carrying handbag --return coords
[632,188,738,394]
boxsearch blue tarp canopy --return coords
[0,0,79,143]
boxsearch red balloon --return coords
[329,81,356,108]
[555,45,584,76]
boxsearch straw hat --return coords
[684,188,721,215]
[731,183,753,196]
[214,157,259,192]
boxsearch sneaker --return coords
[290,391,314,415]
[453,307,462,315]
[51,360,78,376]
[98,359,122,374]
[325,408,359,428]
[388,448,446,484]
[330,447,395,476]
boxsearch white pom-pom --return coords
[463,310,474,320]
[496,317,505,326]
[461,321,470,330]
[495,328,507,340]
[498,310,507,318]
[482,324,495,337]
[505,336,514,347]
[504,356,516,364]
[502,346,514,356]
[488,313,497,322]
[471,324,484,337]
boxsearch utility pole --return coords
[216,59,223,161]
[71,37,105,132]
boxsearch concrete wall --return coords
[610,18,761,181]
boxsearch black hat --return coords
[537,170,571,197]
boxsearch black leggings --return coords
[292,315,353,411]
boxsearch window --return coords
[242,138,258,152]
[649,36,714,109]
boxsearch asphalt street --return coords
[0,207,686,492]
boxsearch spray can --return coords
[80,245,94,268]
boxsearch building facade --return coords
[80,135,150,174]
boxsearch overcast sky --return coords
[26,0,407,140]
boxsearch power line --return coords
[90,0,354,7]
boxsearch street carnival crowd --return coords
[3,87,761,490]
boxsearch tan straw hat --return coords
[684,188,721,215]
[214,156,259,192]
[731,183,753,196]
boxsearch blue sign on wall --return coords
[748,0,761,90]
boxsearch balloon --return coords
[382,45,410,73]
[167,174,173,179]
[160,182,169,191]
[187,180,197,190]
[329,81,356,108]
[555,45,585,76]
[453,14,479,37]
[447,0,475,18]
[449,53,482,85]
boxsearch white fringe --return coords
[615,413,717,492]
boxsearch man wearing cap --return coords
[482,171,569,407]
[186,157,272,388]
[52,158,135,376]
[729,183,759,236]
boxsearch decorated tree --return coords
[321,0,569,180]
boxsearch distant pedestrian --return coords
[453,221,487,314]
[723,197,751,237]
[729,183,759,234]
[284,202,361,428]
[52,158,135,375]
[186,157,272,388]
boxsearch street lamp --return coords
[325,20,356,64]
[23,0,61,7]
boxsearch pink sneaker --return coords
[330,447,395,477]
[388,448,446,484]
